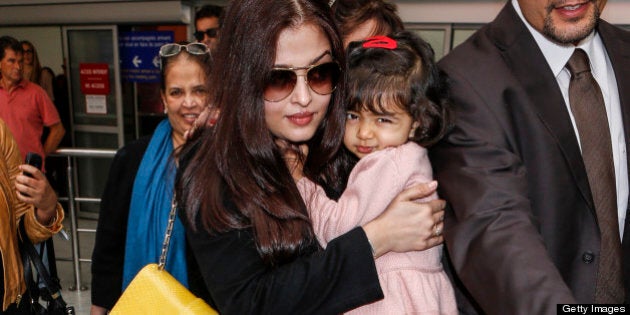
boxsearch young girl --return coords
[296,31,457,314]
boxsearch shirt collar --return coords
[511,0,597,78]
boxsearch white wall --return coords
[0,26,64,75]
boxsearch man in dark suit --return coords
[431,0,630,314]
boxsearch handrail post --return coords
[66,155,83,291]
[49,148,117,292]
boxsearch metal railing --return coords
[49,148,117,291]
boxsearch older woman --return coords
[90,42,211,315]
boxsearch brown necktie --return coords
[567,48,624,303]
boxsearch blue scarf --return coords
[122,119,188,290]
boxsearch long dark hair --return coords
[177,0,346,266]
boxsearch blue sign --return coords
[119,31,174,83]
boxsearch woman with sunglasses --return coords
[90,42,211,315]
[176,0,444,313]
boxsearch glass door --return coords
[63,25,128,216]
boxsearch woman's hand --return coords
[184,105,220,140]
[362,181,445,258]
[15,164,58,224]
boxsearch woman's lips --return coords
[287,112,314,126]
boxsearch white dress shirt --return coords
[512,0,628,238]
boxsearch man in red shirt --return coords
[0,36,65,169]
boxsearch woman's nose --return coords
[290,74,311,107]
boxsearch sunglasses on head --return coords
[159,43,210,58]
[193,28,219,42]
[263,61,341,102]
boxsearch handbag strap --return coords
[18,218,65,305]
[158,194,178,270]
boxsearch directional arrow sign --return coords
[132,55,142,68]
[119,30,173,83]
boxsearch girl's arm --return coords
[299,143,436,246]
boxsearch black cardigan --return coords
[90,137,208,309]
[178,144,384,314]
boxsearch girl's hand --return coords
[362,181,445,258]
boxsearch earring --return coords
[163,107,168,114]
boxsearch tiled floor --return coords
[55,216,97,314]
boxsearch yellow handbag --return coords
[110,263,217,315]
[110,196,218,315]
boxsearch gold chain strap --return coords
[158,194,178,270]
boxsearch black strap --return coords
[18,219,66,308]
[45,237,59,282]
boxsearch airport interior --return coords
[1,0,630,313]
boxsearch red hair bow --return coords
[362,36,397,49]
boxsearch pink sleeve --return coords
[404,144,438,203]
[297,143,433,247]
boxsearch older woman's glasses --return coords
[159,43,209,57]
[263,62,341,102]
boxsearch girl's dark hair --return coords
[346,30,451,147]
[331,0,404,42]
[322,31,452,197]
[176,0,346,266]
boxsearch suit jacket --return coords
[431,2,630,314]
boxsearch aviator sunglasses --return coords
[264,61,342,102]
[159,43,210,57]
[193,28,219,42]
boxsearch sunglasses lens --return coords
[307,62,340,95]
[264,70,297,102]
[193,31,205,41]
[159,44,181,57]
[206,29,218,38]
[187,43,209,55]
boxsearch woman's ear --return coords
[409,121,420,138]
[161,92,168,114]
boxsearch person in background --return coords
[431,0,630,313]
[0,36,65,170]
[0,117,64,314]
[90,42,211,314]
[193,4,223,50]
[20,40,55,102]
[176,0,444,313]
[295,31,456,314]
[330,0,404,47]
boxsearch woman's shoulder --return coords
[115,136,152,159]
